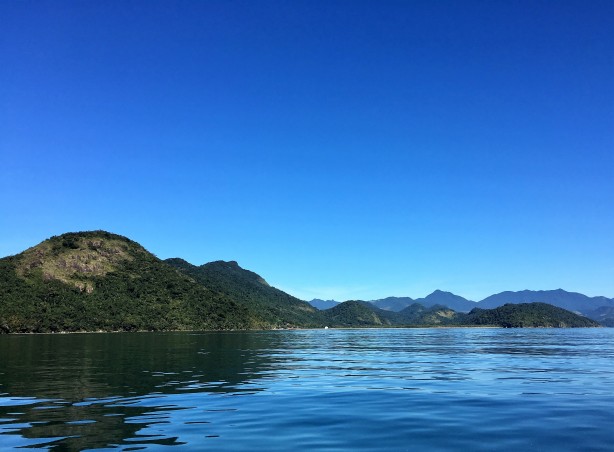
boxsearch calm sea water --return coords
[1,328,613,450]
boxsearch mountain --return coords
[413,290,476,312]
[396,303,460,325]
[350,289,613,318]
[366,292,476,313]
[0,231,259,333]
[165,258,322,327]
[460,303,600,328]
[0,231,605,332]
[321,301,395,327]
[368,297,414,312]
[478,289,614,316]
[309,299,340,310]
[322,300,598,328]
[585,306,614,327]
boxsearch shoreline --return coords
[2,324,597,336]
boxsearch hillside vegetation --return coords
[459,303,599,328]
[0,231,602,333]
[164,258,323,328]
[322,301,395,327]
[0,231,259,332]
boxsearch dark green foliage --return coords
[396,303,459,325]
[457,303,600,328]
[0,232,260,333]
[165,258,324,328]
[322,301,394,327]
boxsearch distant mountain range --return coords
[320,300,598,328]
[309,299,341,310]
[0,231,606,333]
[309,289,614,324]
[478,289,614,315]
[363,290,476,312]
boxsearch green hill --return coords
[458,303,600,328]
[164,258,323,328]
[0,231,260,333]
[396,303,460,325]
[322,300,394,327]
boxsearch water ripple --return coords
[0,328,613,450]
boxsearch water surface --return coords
[1,328,613,450]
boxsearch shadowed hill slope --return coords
[165,258,323,328]
[322,300,395,327]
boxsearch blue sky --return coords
[1,0,613,301]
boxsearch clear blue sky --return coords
[1,0,613,302]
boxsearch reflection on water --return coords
[1,329,614,450]
[0,332,276,449]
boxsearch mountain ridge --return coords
[309,290,613,324]
[0,231,260,332]
[0,231,605,332]
[478,289,614,313]
[164,257,322,328]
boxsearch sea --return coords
[1,328,613,450]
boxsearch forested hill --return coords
[460,303,600,328]
[0,231,603,332]
[0,231,261,333]
[164,258,322,327]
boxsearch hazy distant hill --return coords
[414,290,476,312]
[354,292,476,313]
[477,289,614,316]
[309,299,340,310]
[358,291,476,313]
[585,306,614,327]
[367,297,414,311]
[351,289,613,320]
